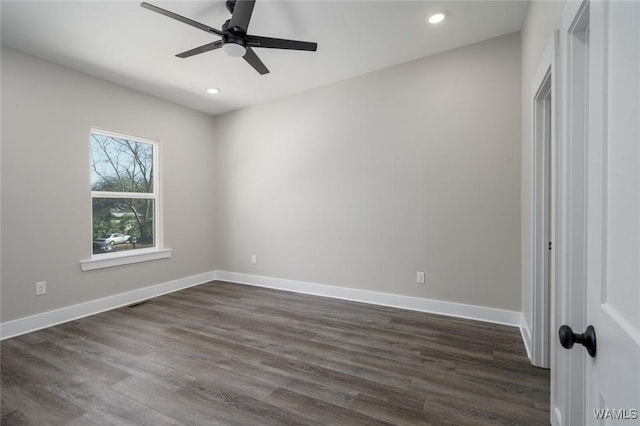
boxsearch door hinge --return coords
[549,241,552,250]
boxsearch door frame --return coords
[553,0,590,425]
[530,33,558,369]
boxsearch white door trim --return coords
[530,33,558,369]
[553,1,590,425]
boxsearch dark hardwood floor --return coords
[1,281,549,425]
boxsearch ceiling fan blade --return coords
[243,47,269,75]
[176,40,223,58]
[246,35,317,51]
[141,2,223,37]
[228,0,256,33]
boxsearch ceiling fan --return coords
[141,0,318,75]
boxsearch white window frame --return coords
[81,128,170,271]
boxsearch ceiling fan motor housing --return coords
[221,19,247,56]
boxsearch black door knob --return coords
[559,324,597,358]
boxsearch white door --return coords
[583,0,640,423]
[557,0,640,424]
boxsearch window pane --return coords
[90,133,154,193]
[92,198,155,255]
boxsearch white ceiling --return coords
[1,1,528,116]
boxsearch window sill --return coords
[81,248,172,271]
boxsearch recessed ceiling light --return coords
[427,13,446,24]
[207,88,220,95]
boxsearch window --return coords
[83,128,169,270]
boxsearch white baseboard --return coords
[215,271,521,327]
[520,312,533,362]
[1,269,522,341]
[0,270,216,340]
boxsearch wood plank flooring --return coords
[1,281,549,425]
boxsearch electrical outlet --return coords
[35,281,47,296]
[251,254,257,264]
[416,272,425,284]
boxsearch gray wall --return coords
[1,48,218,322]
[214,32,522,311]
[520,1,566,331]
[1,30,523,324]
